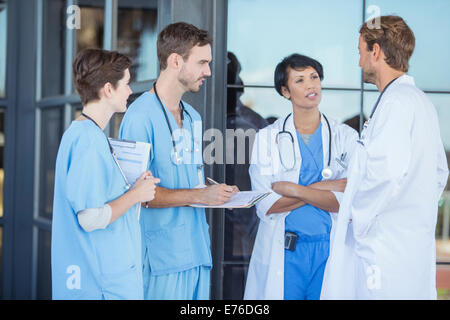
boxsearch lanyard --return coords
[81,112,131,189]
[369,77,399,120]
[359,77,399,145]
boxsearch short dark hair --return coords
[274,53,324,96]
[73,48,131,105]
[157,22,212,70]
[359,15,415,72]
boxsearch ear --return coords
[371,42,383,62]
[100,82,114,99]
[167,52,182,70]
[281,86,291,100]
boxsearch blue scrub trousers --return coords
[284,233,330,300]
[143,257,210,300]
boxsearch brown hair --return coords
[157,22,212,70]
[359,15,415,72]
[73,48,132,105]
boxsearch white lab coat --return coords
[244,113,358,300]
[321,75,449,300]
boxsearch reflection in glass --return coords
[225,53,268,267]
[39,107,64,220]
[76,4,104,53]
[36,229,51,299]
[366,0,450,91]
[41,0,66,98]
[118,2,158,82]
[228,0,362,88]
[0,1,7,98]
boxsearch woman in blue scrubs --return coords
[51,49,159,299]
[245,54,357,300]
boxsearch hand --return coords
[271,181,299,198]
[131,171,160,204]
[199,184,235,206]
[231,185,240,195]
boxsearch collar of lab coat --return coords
[396,74,414,86]
[283,111,332,178]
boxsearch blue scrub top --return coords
[285,123,332,236]
[119,92,212,276]
[51,120,143,300]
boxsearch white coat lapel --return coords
[284,113,301,182]
[320,113,331,178]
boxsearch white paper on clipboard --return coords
[108,138,151,220]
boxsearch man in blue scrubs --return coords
[119,22,237,300]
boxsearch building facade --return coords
[0,0,449,299]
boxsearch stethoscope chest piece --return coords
[321,167,333,179]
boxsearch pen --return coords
[206,177,220,185]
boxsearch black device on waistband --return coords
[285,231,298,251]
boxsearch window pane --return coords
[71,103,82,121]
[36,228,51,300]
[223,264,248,300]
[0,109,4,219]
[429,94,450,153]
[0,1,7,98]
[39,107,64,220]
[362,90,378,119]
[365,0,450,91]
[41,0,66,98]
[227,0,363,88]
[0,226,3,298]
[76,4,104,53]
[118,0,158,82]
[239,87,362,126]
[424,94,450,300]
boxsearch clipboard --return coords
[190,191,271,209]
[108,138,151,220]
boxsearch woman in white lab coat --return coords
[244,54,358,300]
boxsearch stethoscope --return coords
[276,113,338,179]
[359,76,399,144]
[153,82,198,165]
[81,112,131,190]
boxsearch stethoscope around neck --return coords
[81,112,131,190]
[276,112,333,179]
[153,82,198,165]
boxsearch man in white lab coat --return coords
[321,15,449,300]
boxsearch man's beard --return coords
[178,70,202,93]
[362,69,377,85]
